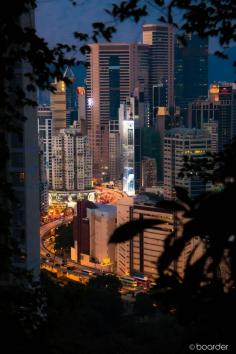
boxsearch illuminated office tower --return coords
[86,43,149,180]
[37,105,52,188]
[52,123,92,191]
[142,24,174,124]
[164,128,212,200]
[175,34,208,126]
[119,96,141,196]
[189,83,236,152]
[51,67,77,135]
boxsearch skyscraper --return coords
[188,82,236,152]
[51,80,67,135]
[164,128,212,199]
[51,67,77,135]
[37,105,52,188]
[175,34,208,126]
[86,43,149,180]
[142,24,175,124]
[52,123,92,191]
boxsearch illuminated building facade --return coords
[51,67,77,135]
[188,83,236,152]
[37,105,52,188]
[119,96,141,196]
[87,204,116,269]
[164,128,212,199]
[175,34,208,126]
[116,196,198,279]
[39,141,48,213]
[72,201,116,270]
[77,86,87,135]
[109,120,121,181]
[86,43,149,180]
[141,157,157,188]
[52,123,92,191]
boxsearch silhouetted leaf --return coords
[156,199,187,211]
[175,186,193,208]
[109,219,164,244]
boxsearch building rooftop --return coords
[164,128,211,138]
[94,203,117,214]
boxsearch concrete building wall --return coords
[88,204,117,269]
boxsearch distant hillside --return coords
[209,46,236,83]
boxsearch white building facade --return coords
[52,123,92,191]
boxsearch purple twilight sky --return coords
[36,0,219,52]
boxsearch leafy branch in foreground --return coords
[107,0,236,66]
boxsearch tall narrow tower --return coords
[142,24,175,124]
[51,67,77,135]
[175,34,208,126]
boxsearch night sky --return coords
[36,0,219,50]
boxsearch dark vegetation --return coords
[54,223,74,257]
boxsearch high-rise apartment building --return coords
[189,83,236,152]
[86,43,149,180]
[142,24,174,123]
[175,34,208,126]
[37,105,52,188]
[52,123,92,191]
[164,128,212,199]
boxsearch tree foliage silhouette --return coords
[1,0,236,349]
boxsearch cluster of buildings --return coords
[7,14,235,280]
[71,194,201,280]
[35,24,236,280]
[38,24,236,211]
